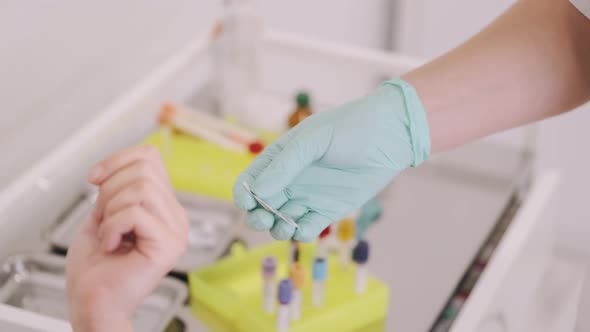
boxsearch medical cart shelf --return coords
[0,22,560,331]
[189,241,388,332]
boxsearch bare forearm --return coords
[404,0,590,152]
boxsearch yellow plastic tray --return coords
[144,129,277,201]
[188,241,389,332]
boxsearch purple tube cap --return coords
[352,240,369,264]
[278,279,293,304]
[262,256,277,277]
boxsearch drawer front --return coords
[0,304,72,332]
[451,172,559,332]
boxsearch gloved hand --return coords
[233,78,430,241]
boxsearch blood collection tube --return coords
[352,240,369,294]
[157,104,227,150]
[288,92,313,128]
[312,257,327,307]
[317,225,331,258]
[262,256,277,313]
[289,263,305,320]
[337,219,355,267]
[158,103,263,153]
[293,246,300,263]
[288,240,299,265]
[277,279,293,332]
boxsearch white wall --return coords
[257,0,390,48]
[0,1,219,187]
[395,0,590,255]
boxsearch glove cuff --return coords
[382,78,431,167]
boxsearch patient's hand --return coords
[66,146,188,332]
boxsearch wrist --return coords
[68,286,133,332]
[380,78,431,166]
[70,311,132,332]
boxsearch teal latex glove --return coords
[233,78,430,241]
[356,197,383,240]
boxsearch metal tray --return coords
[164,307,209,332]
[49,191,243,274]
[0,253,187,332]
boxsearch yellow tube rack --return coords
[188,241,389,332]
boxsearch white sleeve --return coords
[570,0,590,19]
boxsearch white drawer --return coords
[451,172,559,332]
[0,304,72,332]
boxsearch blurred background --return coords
[1,1,589,331]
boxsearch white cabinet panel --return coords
[452,172,559,332]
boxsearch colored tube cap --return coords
[337,219,355,242]
[312,257,327,281]
[262,256,277,277]
[158,103,176,125]
[278,279,293,305]
[248,141,264,154]
[289,263,305,289]
[352,240,369,264]
[319,225,331,239]
[295,92,310,108]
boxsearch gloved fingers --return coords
[239,175,289,213]
[363,198,383,220]
[234,170,262,211]
[269,202,308,241]
[261,191,289,210]
[355,198,383,240]
[355,215,371,240]
[253,127,333,198]
[293,211,333,242]
[233,134,292,211]
[270,221,295,241]
[246,208,275,231]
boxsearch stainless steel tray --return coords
[0,253,187,332]
[165,307,209,332]
[50,191,243,274]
